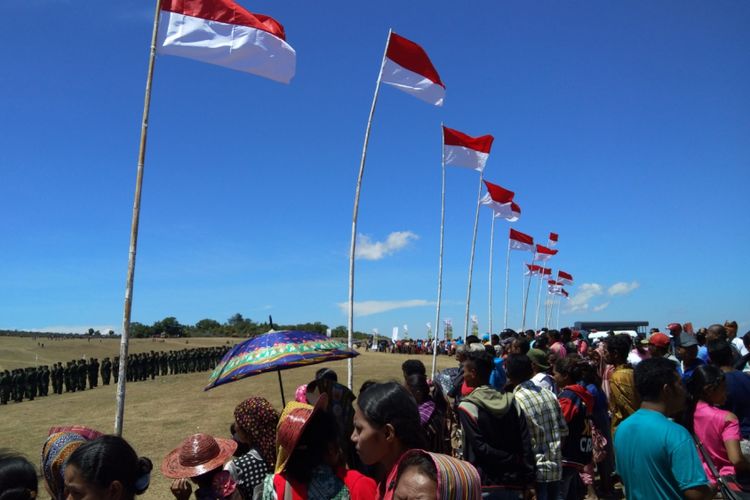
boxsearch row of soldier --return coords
[0,346,230,405]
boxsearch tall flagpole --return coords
[556,294,563,329]
[503,238,511,329]
[487,216,496,335]
[463,173,484,340]
[520,257,537,332]
[431,125,446,380]
[347,30,392,390]
[533,266,545,330]
[115,0,162,436]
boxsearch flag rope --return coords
[431,125,446,380]
[115,0,163,436]
[463,173,484,340]
[521,256,537,332]
[346,29,392,390]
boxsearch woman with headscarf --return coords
[259,394,376,500]
[404,374,449,454]
[392,449,481,500]
[41,426,102,499]
[228,397,280,498]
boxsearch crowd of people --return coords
[0,346,229,405]
[1,320,749,499]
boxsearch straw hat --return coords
[161,433,237,479]
[274,393,328,474]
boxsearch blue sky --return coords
[1,1,749,337]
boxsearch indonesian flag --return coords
[510,229,534,251]
[480,181,520,221]
[534,244,558,262]
[443,126,494,172]
[526,264,551,276]
[561,289,569,298]
[548,284,563,295]
[547,279,564,286]
[381,32,445,106]
[549,232,559,246]
[157,0,296,83]
[558,271,574,285]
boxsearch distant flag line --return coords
[116,0,577,413]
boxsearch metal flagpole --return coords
[347,29,392,390]
[463,173,484,340]
[520,257,537,332]
[534,266,545,330]
[488,216,496,335]
[556,293,563,329]
[431,126,446,380]
[503,238,511,330]
[115,0,162,436]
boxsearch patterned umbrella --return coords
[204,330,359,403]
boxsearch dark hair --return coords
[605,335,631,361]
[490,334,500,345]
[708,339,733,367]
[0,451,37,500]
[548,330,561,342]
[560,327,572,343]
[286,409,339,483]
[466,335,481,345]
[67,435,152,498]
[634,357,679,402]
[401,360,426,377]
[512,338,530,354]
[464,350,493,383]
[315,368,338,382]
[396,451,437,486]
[357,382,426,450]
[504,354,533,382]
[404,374,430,403]
[534,334,549,350]
[554,355,587,384]
[684,364,726,433]
[358,380,377,395]
[707,324,727,341]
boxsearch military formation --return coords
[0,346,230,405]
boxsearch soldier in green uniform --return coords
[63,362,72,393]
[101,357,112,385]
[40,365,50,396]
[25,367,37,400]
[113,356,120,384]
[0,370,10,404]
[77,360,87,391]
[13,369,25,402]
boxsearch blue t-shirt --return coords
[724,370,750,439]
[615,409,707,500]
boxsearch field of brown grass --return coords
[0,336,454,499]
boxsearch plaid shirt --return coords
[513,380,568,482]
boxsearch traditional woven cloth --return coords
[41,432,88,499]
[234,397,280,470]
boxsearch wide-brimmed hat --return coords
[274,393,328,474]
[161,433,237,479]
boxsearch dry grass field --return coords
[0,336,455,499]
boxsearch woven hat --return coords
[274,393,328,474]
[161,433,237,479]
[42,431,90,500]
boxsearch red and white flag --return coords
[534,244,558,262]
[561,289,569,298]
[443,126,494,172]
[525,264,551,276]
[558,271,574,285]
[158,0,296,83]
[549,232,559,246]
[509,229,534,252]
[548,284,563,295]
[480,181,520,221]
[547,279,563,286]
[381,32,445,106]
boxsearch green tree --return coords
[130,322,152,338]
[195,318,221,336]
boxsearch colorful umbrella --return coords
[204,330,359,404]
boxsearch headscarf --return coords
[41,432,89,499]
[398,450,481,500]
[234,397,280,470]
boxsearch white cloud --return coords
[355,231,418,261]
[31,325,117,335]
[592,302,610,312]
[566,283,604,313]
[337,299,433,317]
[608,281,640,296]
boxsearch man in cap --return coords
[528,348,556,393]
[675,332,704,383]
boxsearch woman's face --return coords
[351,403,387,466]
[64,465,113,500]
[393,466,437,500]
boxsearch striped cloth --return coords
[398,450,481,500]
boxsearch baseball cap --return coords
[667,323,682,334]
[678,332,698,348]
[648,332,671,348]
